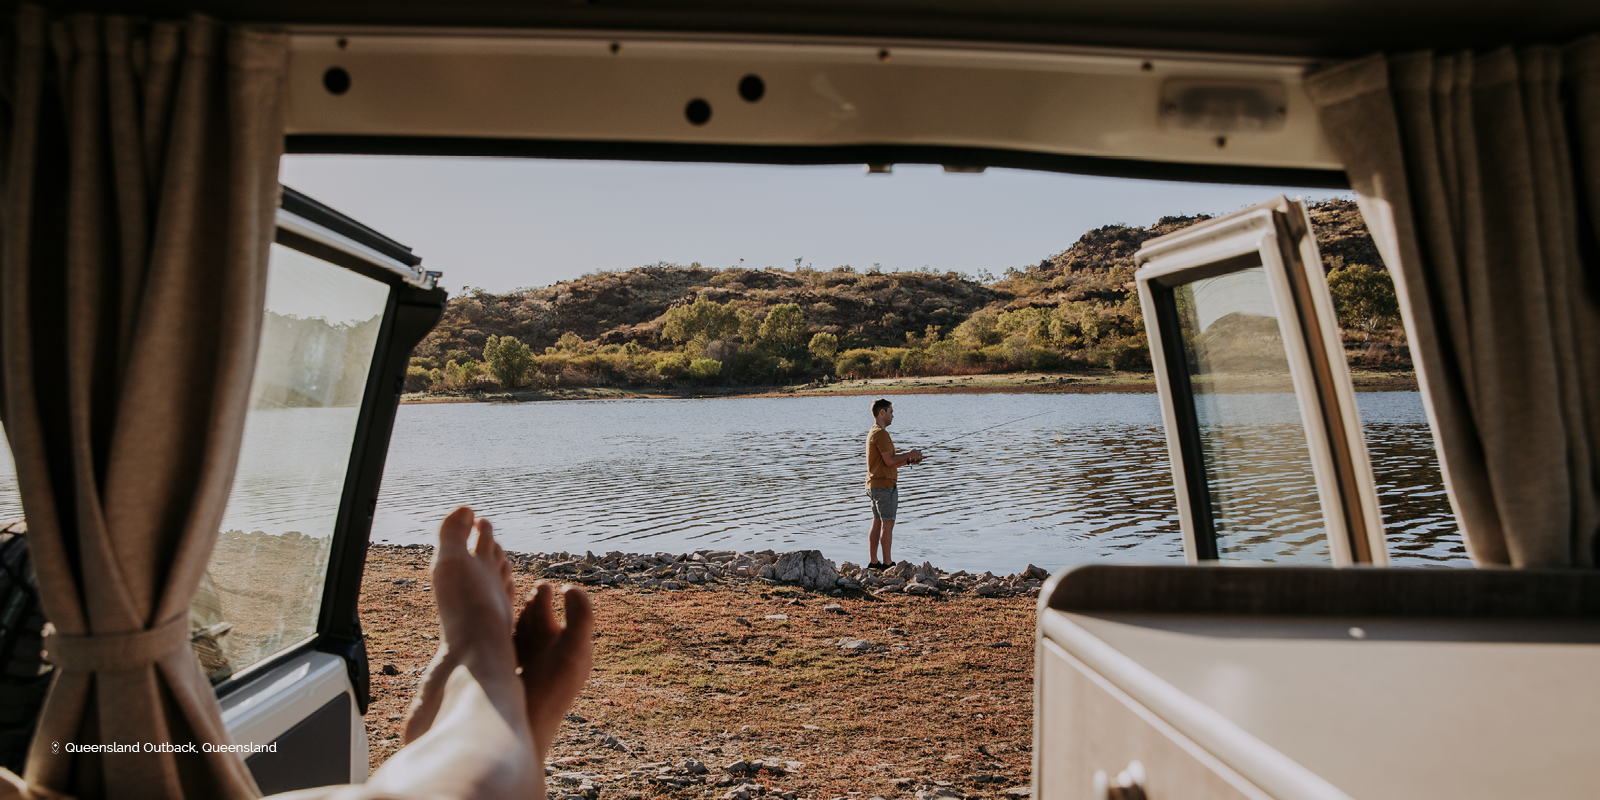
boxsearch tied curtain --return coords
[1306,38,1600,567]
[0,5,284,799]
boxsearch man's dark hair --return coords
[872,398,892,417]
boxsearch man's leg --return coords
[880,519,894,564]
[868,518,883,564]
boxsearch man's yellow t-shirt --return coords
[866,425,897,489]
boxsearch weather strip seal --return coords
[276,208,438,290]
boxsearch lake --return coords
[0,390,1465,575]
[363,390,1465,574]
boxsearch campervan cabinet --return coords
[9,0,1597,796]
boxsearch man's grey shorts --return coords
[868,487,899,521]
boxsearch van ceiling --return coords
[39,0,1599,58]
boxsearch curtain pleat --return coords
[0,5,284,798]
[1307,37,1600,567]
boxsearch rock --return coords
[772,550,839,590]
[735,616,752,627]
[970,775,1003,785]
[1005,788,1033,798]
[905,583,934,595]
[974,582,1001,597]
[759,565,776,579]
[836,638,877,652]
[683,760,709,775]
[823,603,844,613]
[915,789,963,800]
[1023,564,1051,581]
[988,640,1014,648]
[725,760,750,776]
[765,614,789,622]
[380,663,400,676]
[551,772,588,785]
[802,724,822,731]
[887,627,907,635]
[663,580,683,590]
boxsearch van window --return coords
[1169,266,1331,563]
[195,243,391,682]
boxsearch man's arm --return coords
[883,448,923,467]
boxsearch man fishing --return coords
[866,398,922,569]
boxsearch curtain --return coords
[0,5,285,798]
[1306,37,1600,567]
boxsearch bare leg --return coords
[269,507,542,800]
[880,519,895,564]
[404,513,518,743]
[514,582,595,762]
[868,518,883,564]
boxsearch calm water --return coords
[357,391,1467,574]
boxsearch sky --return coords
[278,155,1352,295]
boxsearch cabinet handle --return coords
[1093,761,1146,800]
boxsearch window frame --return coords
[1133,196,1386,566]
[208,189,446,706]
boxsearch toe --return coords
[437,506,475,556]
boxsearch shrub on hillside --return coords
[687,358,723,383]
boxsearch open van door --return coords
[0,189,446,788]
[1133,196,1387,565]
[196,188,446,791]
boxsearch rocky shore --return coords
[375,543,1052,599]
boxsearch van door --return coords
[194,188,446,791]
[1133,196,1385,565]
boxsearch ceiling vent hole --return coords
[739,74,765,102]
[323,67,351,95]
[685,98,712,125]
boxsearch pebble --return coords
[764,614,789,621]
[1005,788,1033,798]
[823,603,844,613]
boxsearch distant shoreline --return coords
[400,369,1417,404]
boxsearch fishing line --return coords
[911,408,1059,459]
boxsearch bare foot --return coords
[513,582,595,758]
[403,509,521,743]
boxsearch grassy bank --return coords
[360,546,1037,799]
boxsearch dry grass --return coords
[360,547,1037,798]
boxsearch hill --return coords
[406,198,1406,393]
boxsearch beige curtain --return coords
[1306,37,1600,567]
[0,5,284,798]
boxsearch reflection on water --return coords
[348,391,1467,574]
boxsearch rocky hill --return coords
[409,197,1403,388]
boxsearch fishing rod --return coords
[906,408,1058,463]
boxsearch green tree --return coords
[661,296,741,345]
[808,332,839,361]
[687,357,723,383]
[554,332,587,353]
[483,334,535,389]
[1326,263,1400,334]
[952,308,1002,347]
[758,303,809,351]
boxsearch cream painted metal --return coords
[1037,603,1600,800]
[1133,198,1386,564]
[283,31,1338,172]
[219,650,369,785]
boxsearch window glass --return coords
[193,243,390,682]
[1172,265,1332,564]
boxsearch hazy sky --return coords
[279,155,1351,294]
